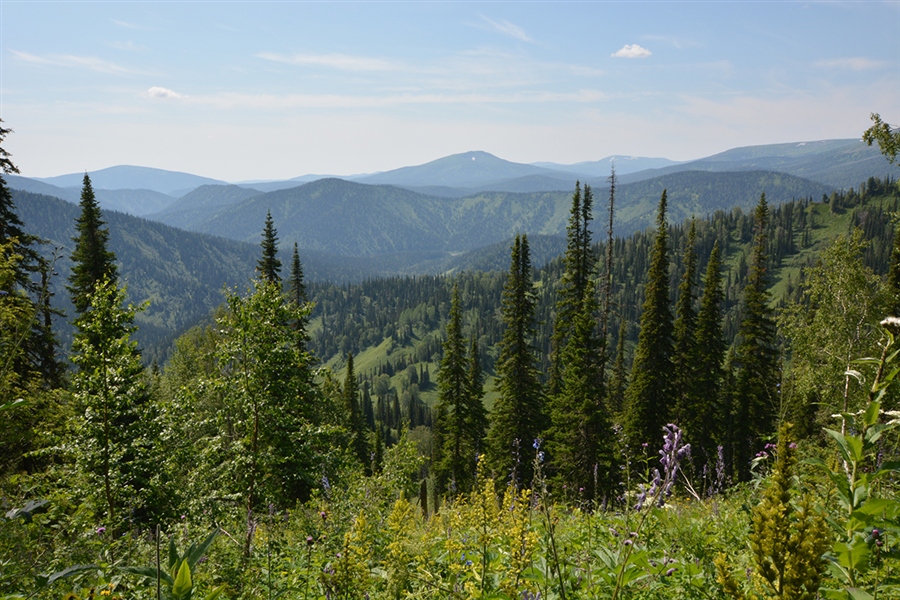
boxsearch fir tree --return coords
[466,331,487,456]
[623,190,674,449]
[343,353,368,471]
[672,220,699,432]
[487,234,545,487]
[67,174,117,317]
[288,242,310,352]
[686,240,726,463]
[732,194,780,481]
[434,283,475,493]
[607,319,628,416]
[546,287,612,502]
[549,183,595,396]
[257,210,282,283]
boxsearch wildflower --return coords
[880,316,900,333]
[307,535,315,546]
[181,514,186,520]
[666,567,676,577]
[96,526,106,535]
[320,511,327,521]
[624,539,633,546]
[533,438,542,450]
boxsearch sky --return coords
[2,1,899,182]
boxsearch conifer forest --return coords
[2,118,900,599]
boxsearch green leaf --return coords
[120,565,175,587]
[203,585,227,600]
[185,529,219,570]
[846,588,875,600]
[168,537,179,572]
[862,401,881,427]
[834,539,871,571]
[172,561,192,600]
[42,564,98,586]
[825,428,853,464]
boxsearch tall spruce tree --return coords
[434,283,476,493]
[288,242,309,351]
[257,210,282,283]
[343,353,369,471]
[623,190,674,449]
[685,240,726,463]
[607,319,628,416]
[487,234,545,487]
[549,183,595,396]
[0,122,61,390]
[68,174,117,317]
[546,287,612,502]
[732,194,780,481]
[466,332,487,455]
[672,220,699,430]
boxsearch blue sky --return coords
[2,1,899,181]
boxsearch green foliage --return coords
[487,235,545,486]
[67,174,118,317]
[121,529,224,600]
[257,210,282,284]
[716,423,831,600]
[732,194,780,481]
[624,190,674,448]
[863,113,900,165]
[69,275,163,528]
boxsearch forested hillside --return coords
[3,112,900,598]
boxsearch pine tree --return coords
[623,190,674,449]
[732,194,780,481]
[486,234,545,487]
[434,283,474,493]
[67,174,117,316]
[466,332,487,456]
[686,240,726,463]
[257,210,282,283]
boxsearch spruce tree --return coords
[686,240,726,463]
[549,183,595,396]
[732,194,780,481]
[607,319,628,416]
[672,220,699,430]
[257,210,282,283]
[0,122,61,389]
[486,234,544,487]
[343,353,368,471]
[68,174,117,317]
[288,242,310,352]
[466,332,487,455]
[623,190,674,449]
[546,287,612,502]
[434,283,475,493]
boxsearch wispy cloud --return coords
[814,57,885,71]
[144,86,184,99]
[642,35,698,50]
[179,89,607,110]
[10,50,142,75]
[112,19,143,30]
[256,52,398,71]
[480,15,533,42]
[611,44,652,59]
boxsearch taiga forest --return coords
[1,116,900,600]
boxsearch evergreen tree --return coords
[486,235,545,487]
[68,174,117,316]
[686,240,726,463]
[549,183,595,396]
[343,353,369,470]
[607,319,628,416]
[70,276,161,529]
[672,220,699,431]
[466,332,487,456]
[288,242,310,352]
[434,283,474,493]
[546,287,612,502]
[0,122,61,390]
[623,191,674,449]
[732,194,780,481]
[257,210,282,283]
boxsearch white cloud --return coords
[145,86,184,99]
[814,57,885,71]
[10,50,141,75]
[255,52,398,71]
[480,15,533,42]
[611,44,652,59]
